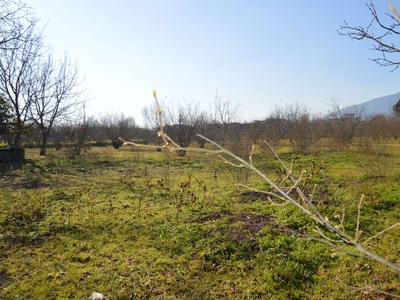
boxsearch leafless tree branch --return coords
[339,1,400,70]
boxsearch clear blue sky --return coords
[24,0,400,125]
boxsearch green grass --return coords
[0,144,399,299]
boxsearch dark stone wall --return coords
[0,148,25,163]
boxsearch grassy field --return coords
[0,141,399,299]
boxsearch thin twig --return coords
[218,155,247,168]
[313,226,344,244]
[309,184,317,203]
[263,141,347,240]
[249,144,255,166]
[199,134,320,221]
[355,194,365,242]
[235,183,289,206]
[278,170,292,187]
[284,170,305,195]
[347,284,400,299]
[308,238,366,258]
[362,223,400,246]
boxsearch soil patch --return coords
[0,271,12,289]
[234,213,275,237]
[197,211,306,242]
[13,178,58,189]
[194,211,232,223]
[94,160,119,166]
[238,191,270,203]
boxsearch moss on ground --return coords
[0,144,399,299]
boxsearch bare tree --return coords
[283,102,320,152]
[207,93,240,145]
[362,114,391,141]
[339,1,400,70]
[0,0,37,51]
[327,99,365,147]
[141,101,166,146]
[212,94,239,125]
[30,52,85,155]
[164,99,204,155]
[142,102,159,131]
[142,98,205,154]
[54,115,95,158]
[99,112,136,149]
[193,113,208,148]
[164,100,202,146]
[388,113,400,139]
[0,6,43,146]
[261,105,288,148]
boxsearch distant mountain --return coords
[337,91,400,118]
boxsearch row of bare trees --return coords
[13,94,400,156]
[20,112,137,153]
[140,97,400,154]
[0,0,85,155]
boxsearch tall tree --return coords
[30,52,85,155]
[207,94,240,145]
[0,2,42,146]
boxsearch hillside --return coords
[338,91,400,117]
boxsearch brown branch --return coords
[338,1,400,70]
[152,90,169,147]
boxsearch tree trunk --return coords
[13,132,22,147]
[40,134,48,156]
[12,117,24,147]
